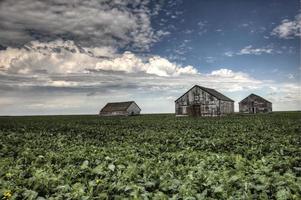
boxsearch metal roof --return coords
[239,93,272,104]
[175,85,234,102]
[100,101,140,112]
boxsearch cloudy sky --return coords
[0,0,300,115]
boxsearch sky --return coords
[0,0,300,115]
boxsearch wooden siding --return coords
[99,101,141,116]
[239,94,272,113]
[126,102,141,115]
[100,111,128,116]
[175,86,234,116]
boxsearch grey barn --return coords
[175,85,234,117]
[239,94,272,113]
[99,101,141,116]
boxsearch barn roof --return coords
[175,85,234,102]
[239,93,272,104]
[100,101,140,112]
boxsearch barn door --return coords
[192,105,201,117]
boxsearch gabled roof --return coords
[175,85,234,102]
[239,93,272,104]
[100,101,140,112]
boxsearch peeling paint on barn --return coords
[239,94,272,114]
[175,85,234,117]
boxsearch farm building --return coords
[175,85,234,117]
[99,101,141,116]
[239,94,272,113]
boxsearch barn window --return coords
[194,96,199,101]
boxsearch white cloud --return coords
[225,45,277,57]
[241,23,250,27]
[48,80,79,87]
[146,56,198,76]
[196,20,208,35]
[224,51,234,57]
[166,96,176,100]
[156,30,170,37]
[271,14,301,39]
[95,52,198,76]
[183,29,193,34]
[0,41,261,91]
[0,40,300,114]
[83,47,117,58]
[266,83,301,110]
[197,21,207,28]
[0,40,98,74]
[210,68,237,77]
[205,57,216,63]
[0,40,198,77]
[209,68,261,85]
[238,45,273,55]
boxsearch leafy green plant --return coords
[0,112,300,199]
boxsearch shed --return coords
[175,85,234,117]
[239,94,272,113]
[99,101,141,116]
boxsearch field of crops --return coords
[0,112,300,199]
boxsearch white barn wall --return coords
[126,102,141,115]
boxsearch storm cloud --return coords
[0,0,168,50]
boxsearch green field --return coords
[0,112,300,199]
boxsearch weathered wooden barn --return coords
[99,101,141,116]
[175,85,234,117]
[239,94,272,113]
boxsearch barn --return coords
[99,101,141,116]
[175,85,234,117]
[239,94,272,114]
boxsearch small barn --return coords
[175,85,234,117]
[99,101,141,116]
[239,94,272,113]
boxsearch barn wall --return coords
[239,102,250,113]
[239,96,272,113]
[99,111,128,116]
[220,100,234,114]
[175,86,231,116]
[126,103,141,115]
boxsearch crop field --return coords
[0,112,300,199]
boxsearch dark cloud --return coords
[0,0,169,50]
